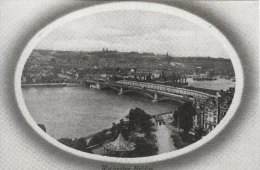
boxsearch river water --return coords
[22,78,234,141]
[186,78,235,90]
[22,87,177,139]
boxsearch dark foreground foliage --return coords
[173,102,196,134]
[128,137,158,157]
[58,138,92,153]
[128,107,152,132]
[105,107,158,157]
[88,131,114,146]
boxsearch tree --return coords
[88,132,113,146]
[128,137,158,157]
[58,138,73,147]
[128,107,152,132]
[72,138,88,151]
[174,102,196,134]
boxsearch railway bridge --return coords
[81,79,218,104]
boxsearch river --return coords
[186,78,235,90]
[22,87,177,139]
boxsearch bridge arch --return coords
[100,86,120,92]
[157,96,187,105]
[122,89,154,100]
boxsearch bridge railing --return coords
[116,80,216,99]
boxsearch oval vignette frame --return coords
[14,2,244,164]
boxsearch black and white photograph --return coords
[20,5,237,158]
[1,1,259,169]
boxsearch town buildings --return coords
[192,87,235,134]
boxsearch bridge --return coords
[81,79,218,104]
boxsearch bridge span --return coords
[82,79,218,103]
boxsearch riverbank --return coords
[21,83,80,88]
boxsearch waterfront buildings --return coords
[218,88,235,122]
[203,97,219,132]
[192,87,235,134]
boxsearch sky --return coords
[36,10,229,58]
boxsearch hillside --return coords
[24,49,234,76]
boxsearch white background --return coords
[0,1,259,170]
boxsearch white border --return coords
[14,2,244,164]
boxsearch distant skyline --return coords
[36,10,229,59]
